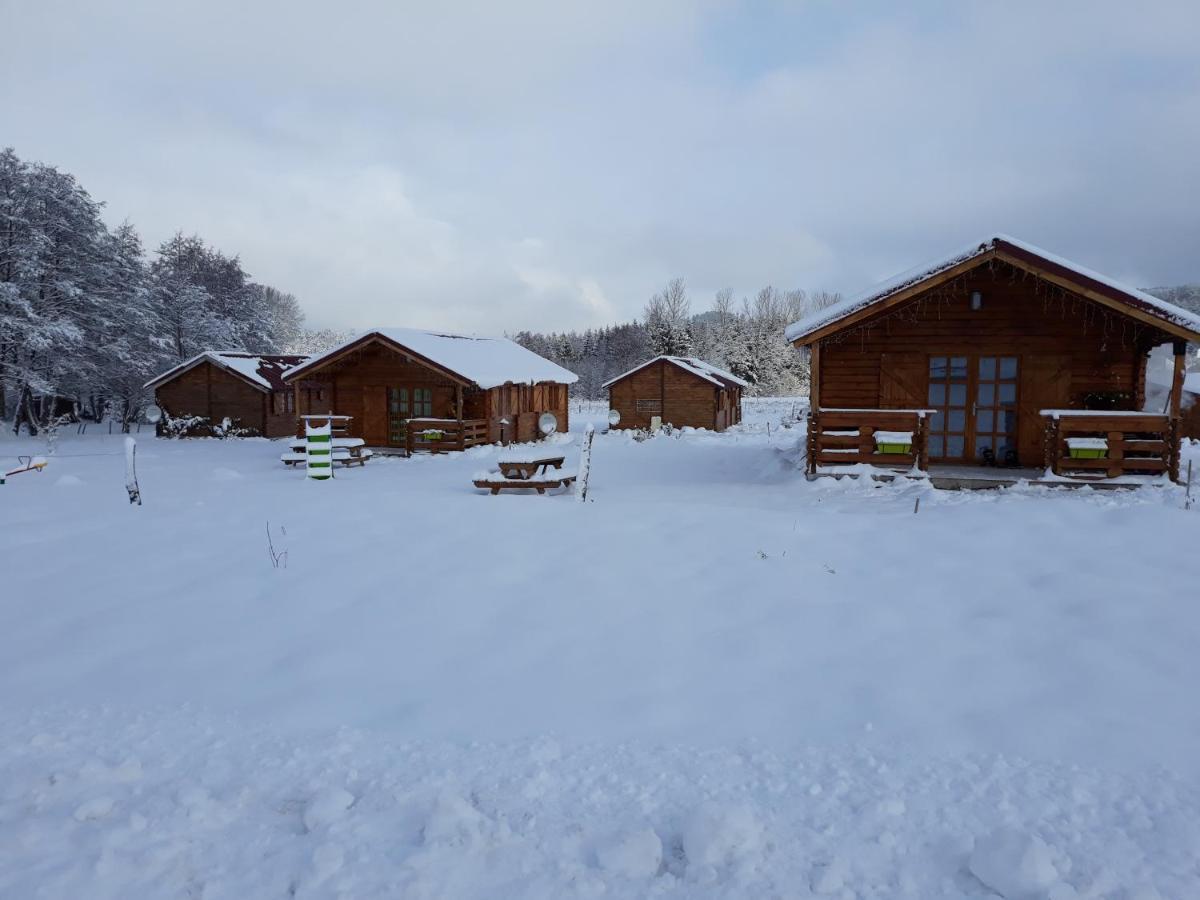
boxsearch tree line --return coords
[514,279,842,399]
[0,147,345,434]
[6,146,1197,428]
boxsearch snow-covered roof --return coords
[602,356,748,390]
[145,351,311,393]
[1147,359,1200,394]
[785,234,1200,344]
[283,328,578,389]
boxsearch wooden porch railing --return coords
[406,418,489,455]
[807,408,934,475]
[1041,411,1179,481]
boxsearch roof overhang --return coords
[787,236,1200,346]
[283,332,475,387]
[602,356,746,390]
[144,352,270,393]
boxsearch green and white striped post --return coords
[305,417,334,480]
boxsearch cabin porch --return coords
[807,406,1183,488]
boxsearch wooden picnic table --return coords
[496,455,566,480]
[281,436,373,468]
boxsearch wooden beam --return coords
[994,251,1200,342]
[809,342,821,410]
[792,247,1200,347]
[792,251,1000,345]
[1170,339,1186,420]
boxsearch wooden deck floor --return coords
[812,464,1168,490]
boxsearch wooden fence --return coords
[406,418,489,455]
[1041,411,1178,481]
[807,408,933,475]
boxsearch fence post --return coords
[915,413,930,471]
[1169,418,1181,483]
[806,410,818,476]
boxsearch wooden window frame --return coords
[926,353,1023,464]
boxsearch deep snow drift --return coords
[2,399,1199,898]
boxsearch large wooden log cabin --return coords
[146,351,310,438]
[786,235,1200,484]
[604,355,745,431]
[282,328,577,452]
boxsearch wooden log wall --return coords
[608,360,735,431]
[155,361,268,435]
[291,341,571,448]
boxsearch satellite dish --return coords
[144,404,163,424]
[608,409,621,426]
[538,412,558,435]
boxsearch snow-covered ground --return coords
[2,402,1199,898]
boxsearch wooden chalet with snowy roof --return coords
[604,356,745,432]
[146,351,311,438]
[281,328,577,453]
[786,235,1200,485]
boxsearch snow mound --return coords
[73,796,115,821]
[682,801,764,871]
[210,467,243,481]
[303,787,354,831]
[595,828,663,878]
[54,474,84,487]
[969,827,1059,897]
[423,790,492,847]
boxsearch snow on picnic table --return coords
[2,401,1200,897]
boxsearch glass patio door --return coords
[973,357,1019,464]
[926,355,1020,463]
[388,387,409,446]
[927,356,969,460]
[388,387,434,446]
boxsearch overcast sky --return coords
[4,1,1199,333]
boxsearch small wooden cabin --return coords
[604,356,745,431]
[146,351,310,437]
[787,235,1200,483]
[282,328,577,451]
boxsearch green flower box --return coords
[1065,438,1107,459]
[422,430,444,441]
[873,431,914,455]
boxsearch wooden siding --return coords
[292,340,570,446]
[154,361,271,435]
[608,360,741,431]
[813,264,1172,466]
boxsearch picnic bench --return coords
[281,436,374,467]
[473,453,574,494]
[472,471,577,495]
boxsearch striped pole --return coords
[306,418,333,480]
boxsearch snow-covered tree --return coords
[644,278,693,356]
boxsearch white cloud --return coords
[3,0,1198,332]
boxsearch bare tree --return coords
[644,277,692,356]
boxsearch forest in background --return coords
[4,146,1199,428]
[0,148,347,433]
[514,280,843,400]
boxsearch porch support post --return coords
[1169,340,1186,483]
[806,408,818,476]
[809,342,822,412]
[915,413,930,471]
[1170,339,1187,420]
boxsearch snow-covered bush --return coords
[161,414,210,438]
[161,414,259,438]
